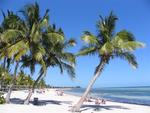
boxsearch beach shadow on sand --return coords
[10,98,25,104]
[34,99,72,106]
[10,98,72,106]
[80,104,130,112]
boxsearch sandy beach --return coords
[0,89,150,113]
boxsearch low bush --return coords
[0,94,5,104]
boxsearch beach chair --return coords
[33,97,38,105]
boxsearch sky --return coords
[0,0,150,88]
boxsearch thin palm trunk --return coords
[0,58,6,89]
[3,57,6,69]
[24,73,43,105]
[71,59,106,112]
[5,62,19,103]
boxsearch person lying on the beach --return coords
[84,97,93,102]
[95,98,101,105]
[101,99,106,104]
[95,98,106,105]
[56,90,64,96]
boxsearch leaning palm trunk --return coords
[71,59,106,112]
[24,73,43,105]
[5,62,19,103]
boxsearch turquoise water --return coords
[66,86,150,106]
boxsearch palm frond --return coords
[100,42,114,55]
[115,52,138,69]
[21,55,36,75]
[0,40,27,59]
[77,46,97,56]
[113,30,135,44]
[20,2,40,28]
[61,52,76,64]
[120,41,145,52]
[60,61,75,79]
[46,32,64,43]
[97,11,118,42]
[82,31,98,44]
[39,9,49,29]
[0,29,25,43]
[14,42,29,61]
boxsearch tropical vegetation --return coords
[0,94,5,104]
[71,12,144,112]
[0,66,47,90]
[0,2,76,104]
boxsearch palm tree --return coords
[71,12,144,112]
[0,11,29,103]
[0,2,76,105]
[0,2,50,103]
[11,2,76,104]
[23,24,76,104]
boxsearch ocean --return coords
[66,86,150,106]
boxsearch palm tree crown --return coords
[78,12,144,69]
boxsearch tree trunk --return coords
[3,57,6,69]
[23,89,33,105]
[71,59,106,112]
[24,73,43,105]
[5,62,19,103]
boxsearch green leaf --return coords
[1,29,24,43]
[116,52,138,69]
[47,33,64,43]
[40,18,48,28]
[81,34,98,44]
[100,42,114,55]
[120,41,145,51]
[77,46,97,56]
[115,30,135,41]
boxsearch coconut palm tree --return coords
[71,12,145,112]
[0,2,49,103]
[23,24,76,104]
[6,2,75,104]
[0,2,75,104]
[0,11,29,103]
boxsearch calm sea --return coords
[66,86,150,106]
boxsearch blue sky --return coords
[0,0,150,88]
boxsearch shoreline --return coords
[64,91,150,107]
[0,89,150,113]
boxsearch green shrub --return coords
[0,94,5,104]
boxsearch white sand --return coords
[0,89,150,113]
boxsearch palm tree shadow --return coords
[10,98,24,104]
[80,104,130,112]
[10,98,72,106]
[35,99,72,106]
